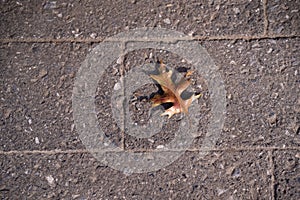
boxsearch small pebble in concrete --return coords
[90,33,97,39]
[45,175,55,187]
[163,18,171,24]
[113,82,121,91]
[38,69,48,79]
[35,137,40,144]
[267,113,277,126]
[117,56,123,64]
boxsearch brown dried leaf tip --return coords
[150,62,201,118]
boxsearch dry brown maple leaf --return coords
[150,63,201,118]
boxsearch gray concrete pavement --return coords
[1,1,299,199]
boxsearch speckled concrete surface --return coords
[1,1,299,199]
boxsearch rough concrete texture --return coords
[1,0,299,200]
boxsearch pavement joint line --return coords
[0,34,299,44]
[0,146,299,155]
[263,0,269,36]
[268,150,276,200]
[119,40,126,150]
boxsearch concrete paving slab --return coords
[0,43,89,151]
[1,150,272,199]
[0,0,264,39]
[267,0,300,35]
[273,150,300,200]
[193,38,300,149]
[1,0,299,199]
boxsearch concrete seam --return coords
[263,0,269,36]
[119,41,126,150]
[0,34,299,44]
[0,146,299,155]
[268,150,276,200]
